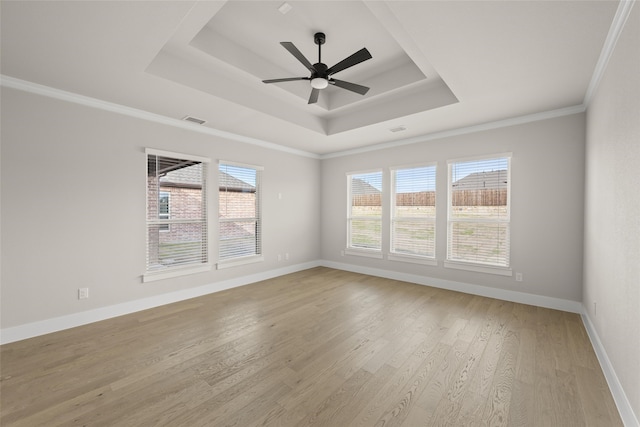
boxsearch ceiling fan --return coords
[262,32,372,104]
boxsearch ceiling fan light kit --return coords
[262,32,372,104]
[311,77,328,90]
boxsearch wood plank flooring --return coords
[0,267,623,426]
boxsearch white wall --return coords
[584,3,640,421]
[321,113,586,302]
[0,87,321,330]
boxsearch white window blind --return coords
[347,171,382,251]
[146,151,209,275]
[219,162,262,261]
[447,156,510,267]
[391,165,436,258]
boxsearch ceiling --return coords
[0,1,621,156]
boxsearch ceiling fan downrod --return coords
[315,32,325,64]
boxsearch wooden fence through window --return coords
[353,189,507,207]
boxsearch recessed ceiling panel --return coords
[146,0,457,135]
[191,0,428,109]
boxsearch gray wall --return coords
[321,113,586,302]
[0,87,588,327]
[0,87,321,328]
[584,3,640,418]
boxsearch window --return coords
[145,149,210,281]
[390,164,436,263]
[347,170,383,256]
[158,191,170,232]
[218,162,263,266]
[446,155,511,272]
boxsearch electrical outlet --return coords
[285,253,289,260]
[515,273,523,282]
[277,254,282,262]
[78,288,89,299]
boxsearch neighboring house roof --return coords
[452,170,507,190]
[352,178,381,195]
[157,166,255,193]
[161,163,203,186]
[219,171,255,192]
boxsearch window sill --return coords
[388,253,438,266]
[217,255,264,270]
[444,260,512,276]
[143,264,212,283]
[344,248,384,259]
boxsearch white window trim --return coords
[216,255,265,270]
[218,160,263,265]
[218,159,264,171]
[388,253,438,266]
[344,248,384,259]
[389,162,437,262]
[447,152,513,165]
[143,264,212,283]
[146,148,210,164]
[446,154,512,273]
[144,148,211,283]
[444,260,512,276]
[346,169,383,254]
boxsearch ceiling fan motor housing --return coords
[312,62,328,80]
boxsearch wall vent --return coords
[182,115,206,125]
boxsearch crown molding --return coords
[320,104,586,159]
[0,75,320,160]
[584,0,636,107]
[0,3,631,161]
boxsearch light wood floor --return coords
[0,267,622,426]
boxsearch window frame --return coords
[389,163,438,266]
[345,169,383,258]
[445,153,512,276]
[158,191,170,232]
[144,148,211,283]
[217,160,264,269]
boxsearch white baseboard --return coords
[0,258,585,342]
[2,259,636,425]
[321,260,638,425]
[319,260,583,313]
[581,309,640,427]
[0,261,321,345]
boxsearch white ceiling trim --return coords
[584,0,636,106]
[0,74,320,159]
[1,1,625,158]
[320,104,587,160]
[1,74,589,161]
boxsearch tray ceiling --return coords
[0,1,621,155]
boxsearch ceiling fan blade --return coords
[262,77,309,84]
[326,48,372,76]
[330,79,370,95]
[281,42,315,73]
[308,88,320,104]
